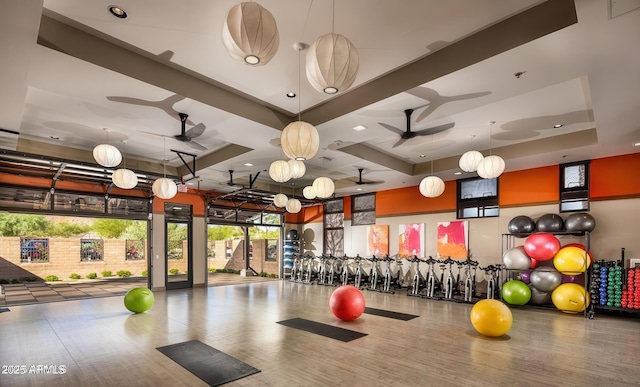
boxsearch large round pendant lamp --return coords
[419,176,445,198]
[306,33,359,94]
[269,160,291,182]
[152,178,177,200]
[273,193,288,207]
[112,168,138,189]
[476,155,505,179]
[312,177,334,199]
[287,159,306,179]
[459,150,484,173]
[221,2,279,66]
[303,185,316,200]
[281,121,319,161]
[286,198,302,213]
[93,144,122,167]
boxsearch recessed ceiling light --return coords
[49,136,60,140]
[108,6,127,19]
[454,171,463,175]
[244,162,253,166]
[553,124,563,128]
[634,142,640,147]
[286,92,296,98]
[356,188,362,191]
[352,124,367,131]
[419,154,426,158]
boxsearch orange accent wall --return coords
[343,196,352,219]
[591,153,640,198]
[152,192,205,216]
[499,165,559,206]
[375,181,456,217]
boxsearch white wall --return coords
[297,198,640,280]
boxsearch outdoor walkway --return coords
[0,273,278,307]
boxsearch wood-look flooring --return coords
[0,280,638,386]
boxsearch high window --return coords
[559,160,590,212]
[457,177,499,219]
[323,198,344,256]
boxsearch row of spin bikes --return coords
[287,254,505,303]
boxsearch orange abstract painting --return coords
[436,221,469,259]
[398,223,424,257]
[367,225,389,256]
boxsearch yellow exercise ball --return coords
[554,246,591,275]
[469,299,513,337]
[551,283,590,313]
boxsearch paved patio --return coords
[0,273,279,307]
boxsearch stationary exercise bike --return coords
[480,264,501,299]
[407,256,426,297]
[460,257,479,303]
[353,255,369,289]
[380,255,401,293]
[441,257,457,300]
[367,255,384,291]
[423,257,441,299]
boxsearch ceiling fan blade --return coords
[391,137,408,148]
[378,122,404,136]
[185,123,206,138]
[414,122,455,136]
[184,140,207,151]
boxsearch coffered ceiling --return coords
[1,0,639,197]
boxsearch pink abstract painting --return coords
[436,221,469,259]
[398,223,424,257]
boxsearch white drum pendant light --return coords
[287,159,306,179]
[459,150,484,173]
[273,193,288,207]
[152,178,177,200]
[112,168,138,189]
[286,198,302,213]
[303,185,316,199]
[93,143,122,168]
[281,121,319,161]
[307,33,359,94]
[222,2,279,66]
[312,176,334,198]
[476,155,506,179]
[269,159,291,182]
[419,176,445,198]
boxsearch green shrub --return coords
[24,276,39,282]
[169,268,179,275]
[69,273,82,280]
[10,278,21,284]
[268,274,278,278]
[86,272,98,279]
[0,279,9,284]
[116,270,132,278]
[141,270,148,277]
[44,275,59,282]
[208,268,216,273]
[101,270,113,277]
[259,271,268,277]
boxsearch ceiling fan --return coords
[353,168,384,185]
[379,108,455,148]
[174,113,207,151]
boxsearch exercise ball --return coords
[528,284,551,305]
[286,229,299,240]
[561,273,582,283]
[518,270,532,284]
[524,233,560,261]
[502,280,532,305]
[563,243,594,264]
[503,247,532,270]
[554,246,591,275]
[535,213,564,233]
[564,212,596,233]
[507,215,535,236]
[329,285,366,321]
[551,283,589,313]
[469,299,513,337]
[124,287,155,313]
[529,266,562,292]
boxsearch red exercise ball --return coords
[329,285,366,321]
[524,232,560,261]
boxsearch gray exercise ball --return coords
[503,246,532,270]
[528,284,551,305]
[529,266,562,292]
[508,215,536,236]
[564,212,596,233]
[535,213,564,232]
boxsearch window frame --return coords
[351,193,376,226]
[456,177,500,219]
[559,160,590,213]
[323,198,344,256]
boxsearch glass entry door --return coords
[165,220,192,290]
